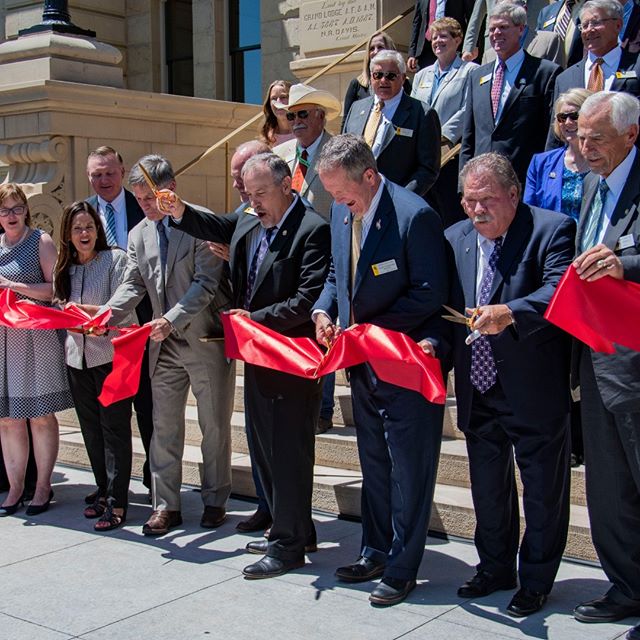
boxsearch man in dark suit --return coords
[570,92,640,636]
[165,152,330,579]
[407,0,474,71]
[546,0,640,148]
[86,146,154,497]
[314,134,448,606]
[435,152,574,617]
[343,50,441,198]
[460,1,561,185]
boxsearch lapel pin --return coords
[376,219,381,230]
[465,247,470,253]
[549,172,556,178]
[282,229,287,236]
[344,216,349,225]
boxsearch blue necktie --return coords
[104,203,118,247]
[470,236,503,393]
[580,179,609,252]
[245,227,276,308]
[156,220,169,272]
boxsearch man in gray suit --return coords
[571,92,640,635]
[105,154,235,536]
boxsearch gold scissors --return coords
[442,305,483,345]
[138,163,176,212]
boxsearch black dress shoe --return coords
[507,587,548,617]
[335,556,386,583]
[627,622,640,639]
[242,555,304,579]
[246,539,317,555]
[369,578,416,606]
[236,509,272,532]
[457,569,517,598]
[574,594,640,623]
[200,506,226,528]
[25,490,54,516]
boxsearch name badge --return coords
[542,17,556,28]
[617,233,636,250]
[615,70,638,79]
[371,259,398,276]
[479,74,492,85]
[244,206,257,216]
[395,127,413,137]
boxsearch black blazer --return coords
[86,189,152,324]
[575,153,640,413]
[460,51,561,184]
[343,92,442,196]
[446,204,576,430]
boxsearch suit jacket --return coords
[524,146,567,213]
[273,131,333,221]
[87,190,153,325]
[411,56,478,144]
[343,93,442,196]
[576,152,640,412]
[408,0,474,60]
[106,205,232,375]
[547,49,640,148]
[460,51,561,184]
[446,204,575,430]
[315,180,448,344]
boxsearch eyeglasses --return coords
[371,71,400,81]
[0,205,27,217]
[285,109,317,121]
[556,111,580,123]
[578,18,616,31]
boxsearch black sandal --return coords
[94,505,126,532]
[84,497,106,519]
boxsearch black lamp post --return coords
[19,0,96,37]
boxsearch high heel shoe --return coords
[26,490,54,516]
[0,498,25,516]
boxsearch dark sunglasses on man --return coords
[286,109,316,121]
[371,71,400,81]
[556,111,579,123]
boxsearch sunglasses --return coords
[371,71,400,81]
[556,111,580,123]
[0,205,27,217]
[285,109,316,121]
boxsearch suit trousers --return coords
[350,365,444,581]
[150,335,234,511]
[579,348,640,603]
[244,363,321,563]
[133,343,154,488]
[67,363,133,508]
[465,382,570,593]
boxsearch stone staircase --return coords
[56,362,596,562]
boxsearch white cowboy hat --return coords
[273,83,342,121]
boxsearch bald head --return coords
[232,140,271,202]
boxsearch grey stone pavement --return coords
[0,465,636,640]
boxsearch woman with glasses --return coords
[260,80,294,148]
[0,184,73,517]
[524,88,592,222]
[53,201,135,531]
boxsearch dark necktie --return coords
[104,203,118,247]
[245,226,276,308]
[156,220,169,272]
[470,236,503,393]
[491,61,506,120]
[555,0,576,39]
[580,179,609,252]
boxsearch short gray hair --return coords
[461,153,521,198]
[580,91,640,134]
[489,1,527,26]
[242,152,291,184]
[580,0,624,20]
[235,140,271,158]
[129,154,175,188]
[370,50,406,75]
[317,133,378,181]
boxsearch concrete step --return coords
[56,421,596,563]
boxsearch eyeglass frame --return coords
[0,205,27,217]
[577,17,618,31]
[285,108,320,122]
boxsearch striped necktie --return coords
[580,180,609,252]
[554,0,576,39]
[104,203,118,247]
[491,61,506,120]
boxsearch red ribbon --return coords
[222,313,446,404]
[0,289,149,406]
[544,265,640,353]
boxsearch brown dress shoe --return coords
[200,506,226,528]
[142,510,182,536]
[236,509,272,532]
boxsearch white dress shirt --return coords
[584,46,623,91]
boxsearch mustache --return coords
[473,214,491,223]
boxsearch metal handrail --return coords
[174,6,414,182]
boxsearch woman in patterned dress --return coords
[54,201,135,531]
[0,183,73,517]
